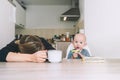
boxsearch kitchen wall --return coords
[16,4,77,38]
[16,28,75,39]
[75,0,84,33]
[85,0,120,58]
[26,5,75,28]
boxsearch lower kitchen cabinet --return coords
[56,41,71,58]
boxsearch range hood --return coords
[60,0,80,21]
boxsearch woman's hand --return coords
[31,50,47,63]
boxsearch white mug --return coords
[47,50,62,63]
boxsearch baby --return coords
[67,33,90,59]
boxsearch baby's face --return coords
[73,34,86,50]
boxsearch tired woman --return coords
[0,35,55,63]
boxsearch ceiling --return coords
[19,0,71,5]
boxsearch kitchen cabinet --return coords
[56,41,71,58]
[13,0,26,28]
[0,0,15,49]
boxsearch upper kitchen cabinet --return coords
[13,0,26,28]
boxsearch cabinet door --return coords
[56,42,71,58]
[13,0,26,27]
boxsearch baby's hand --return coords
[73,53,79,58]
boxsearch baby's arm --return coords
[72,49,85,61]
[72,49,81,59]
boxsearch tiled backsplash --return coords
[15,28,75,39]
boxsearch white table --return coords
[0,59,120,80]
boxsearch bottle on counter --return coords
[60,34,66,41]
[65,32,70,42]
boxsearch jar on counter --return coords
[60,34,66,41]
[65,32,70,42]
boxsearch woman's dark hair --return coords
[17,35,45,54]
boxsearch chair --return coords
[65,43,92,59]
